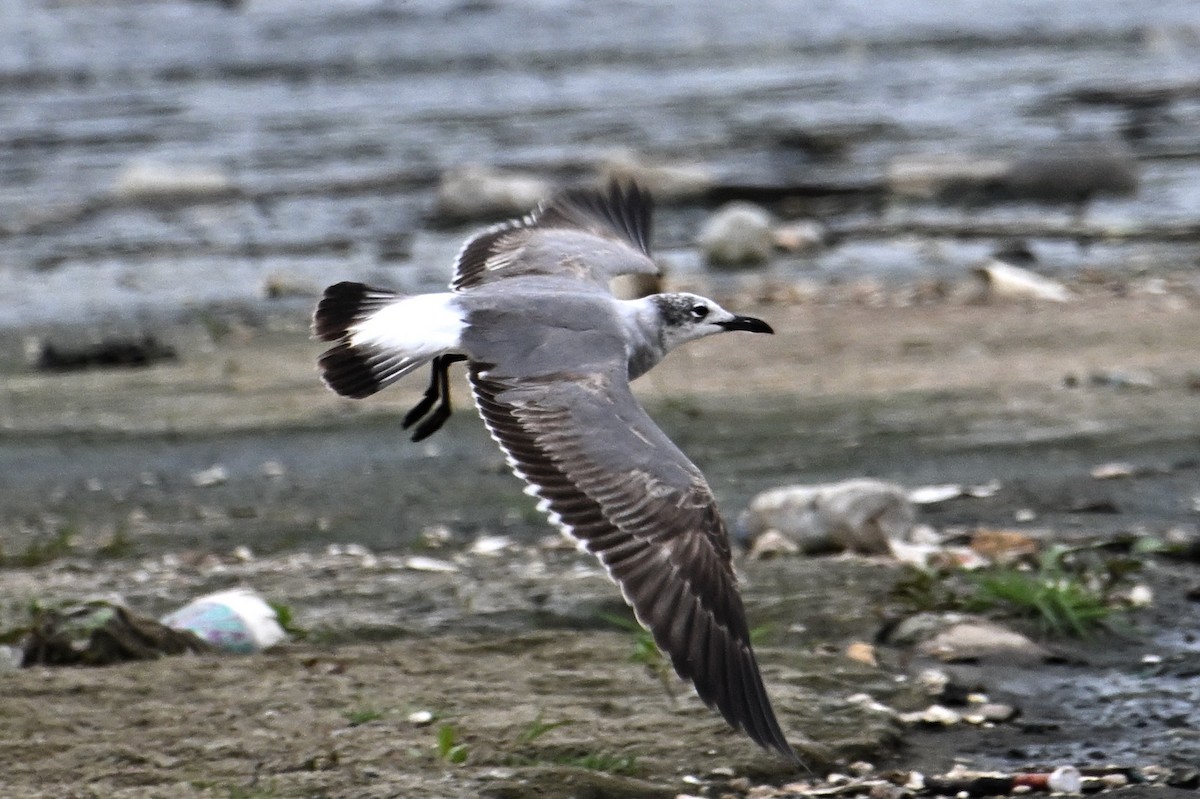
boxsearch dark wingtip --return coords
[541,178,654,256]
[317,341,382,399]
[312,281,396,342]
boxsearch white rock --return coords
[113,161,233,200]
[698,202,774,267]
[190,465,229,487]
[402,555,459,573]
[407,710,435,726]
[974,260,1071,303]
[436,164,552,221]
[740,479,916,555]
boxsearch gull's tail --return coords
[312,281,464,399]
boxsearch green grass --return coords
[892,544,1139,638]
[437,724,469,764]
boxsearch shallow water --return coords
[2,0,1200,328]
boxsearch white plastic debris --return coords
[908,484,965,505]
[974,260,1071,303]
[161,588,286,654]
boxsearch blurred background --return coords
[2,0,1199,330]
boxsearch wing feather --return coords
[450,180,659,292]
[469,365,796,761]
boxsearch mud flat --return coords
[2,293,1200,798]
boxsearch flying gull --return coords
[313,181,797,761]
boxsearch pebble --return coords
[407,710,434,726]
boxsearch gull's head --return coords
[652,292,774,352]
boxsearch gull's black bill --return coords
[718,315,774,335]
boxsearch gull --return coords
[313,181,796,761]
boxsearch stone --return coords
[739,479,915,555]
[698,202,774,267]
[435,164,552,221]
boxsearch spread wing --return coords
[450,180,659,292]
[469,362,796,760]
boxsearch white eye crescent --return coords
[690,304,709,320]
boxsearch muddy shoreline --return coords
[3,293,1200,798]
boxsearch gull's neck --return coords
[617,297,668,380]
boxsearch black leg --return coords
[402,361,443,430]
[407,355,466,442]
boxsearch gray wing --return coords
[450,180,659,292]
[469,361,797,760]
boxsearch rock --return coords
[845,641,878,667]
[112,161,235,202]
[739,479,916,555]
[913,617,1052,664]
[598,149,713,200]
[407,710,435,726]
[886,153,1009,200]
[1002,142,1139,201]
[973,260,1071,303]
[402,555,459,573]
[435,164,552,222]
[698,202,774,267]
[190,465,229,487]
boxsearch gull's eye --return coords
[690,304,709,320]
